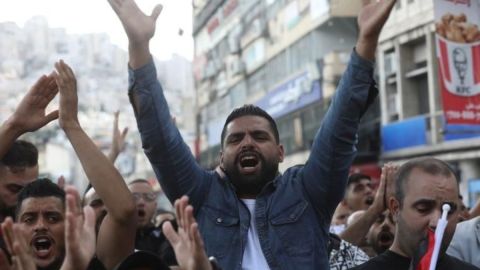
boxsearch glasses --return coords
[132,192,157,202]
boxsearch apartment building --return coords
[378,0,480,206]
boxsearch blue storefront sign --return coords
[382,116,428,152]
[255,72,322,119]
[443,123,480,141]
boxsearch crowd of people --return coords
[0,0,479,269]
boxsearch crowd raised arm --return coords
[1,0,480,270]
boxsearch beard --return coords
[224,151,279,197]
[395,213,424,258]
[372,230,394,254]
[396,213,452,259]
[37,254,64,270]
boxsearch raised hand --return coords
[54,60,79,131]
[108,111,129,163]
[371,163,398,213]
[60,186,96,270]
[107,0,162,46]
[0,217,37,270]
[356,0,397,60]
[163,196,212,270]
[57,175,66,189]
[7,74,59,135]
[55,58,136,268]
[107,0,163,68]
[358,0,396,38]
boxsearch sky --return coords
[0,0,194,61]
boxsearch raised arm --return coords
[107,0,162,69]
[301,0,396,221]
[356,0,397,61]
[163,196,213,270]
[55,60,136,269]
[107,0,210,207]
[60,186,96,270]
[0,74,58,159]
[340,164,397,245]
[1,217,36,270]
[107,111,129,163]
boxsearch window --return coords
[301,104,324,149]
[401,37,430,118]
[264,32,320,91]
[199,144,221,169]
[247,68,266,96]
[277,115,296,154]
[229,81,247,108]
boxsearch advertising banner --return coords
[435,0,480,124]
[256,72,322,119]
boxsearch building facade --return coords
[378,0,480,206]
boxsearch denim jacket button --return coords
[216,217,223,223]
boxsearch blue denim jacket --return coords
[128,50,377,270]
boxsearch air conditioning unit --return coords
[384,52,397,77]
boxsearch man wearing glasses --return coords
[129,179,177,265]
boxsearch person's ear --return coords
[219,150,224,169]
[278,144,285,163]
[389,197,400,223]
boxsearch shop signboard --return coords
[434,0,480,124]
[256,72,322,119]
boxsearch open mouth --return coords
[365,196,374,205]
[378,231,394,245]
[238,152,260,173]
[138,209,146,218]
[31,236,53,259]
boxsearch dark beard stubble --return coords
[225,154,279,197]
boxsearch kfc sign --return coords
[435,0,480,124]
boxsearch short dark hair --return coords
[1,140,38,170]
[16,178,65,217]
[347,173,371,187]
[395,157,457,206]
[220,104,279,147]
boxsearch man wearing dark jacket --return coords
[108,0,396,268]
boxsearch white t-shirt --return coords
[241,199,271,270]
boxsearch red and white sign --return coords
[435,0,480,124]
